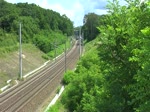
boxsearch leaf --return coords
[141,27,150,36]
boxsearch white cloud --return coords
[47,1,84,27]
[49,4,74,18]
[94,9,108,15]
[72,2,84,26]
[5,0,17,3]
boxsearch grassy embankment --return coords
[0,44,46,88]
[0,38,72,89]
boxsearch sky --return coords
[5,0,127,27]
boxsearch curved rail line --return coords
[0,41,76,101]
[0,41,80,112]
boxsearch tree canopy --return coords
[0,0,73,53]
[0,0,73,35]
[82,13,100,41]
[61,0,150,112]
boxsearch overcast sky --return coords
[5,0,127,27]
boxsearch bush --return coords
[63,71,75,85]
[42,54,50,60]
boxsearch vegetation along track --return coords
[0,41,80,112]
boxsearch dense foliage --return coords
[82,13,100,41]
[62,46,101,112]
[0,0,73,54]
[62,0,150,112]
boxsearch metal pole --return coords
[54,39,56,62]
[79,27,81,58]
[19,23,22,80]
[82,32,84,54]
[65,40,67,72]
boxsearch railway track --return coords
[0,41,80,112]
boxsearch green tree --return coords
[62,48,102,112]
[62,0,150,112]
[0,1,73,53]
[97,0,150,111]
[82,13,100,41]
[0,0,19,32]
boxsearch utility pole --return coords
[19,23,22,80]
[65,40,67,72]
[82,31,84,54]
[54,39,56,62]
[79,27,81,58]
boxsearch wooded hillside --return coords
[0,0,73,54]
